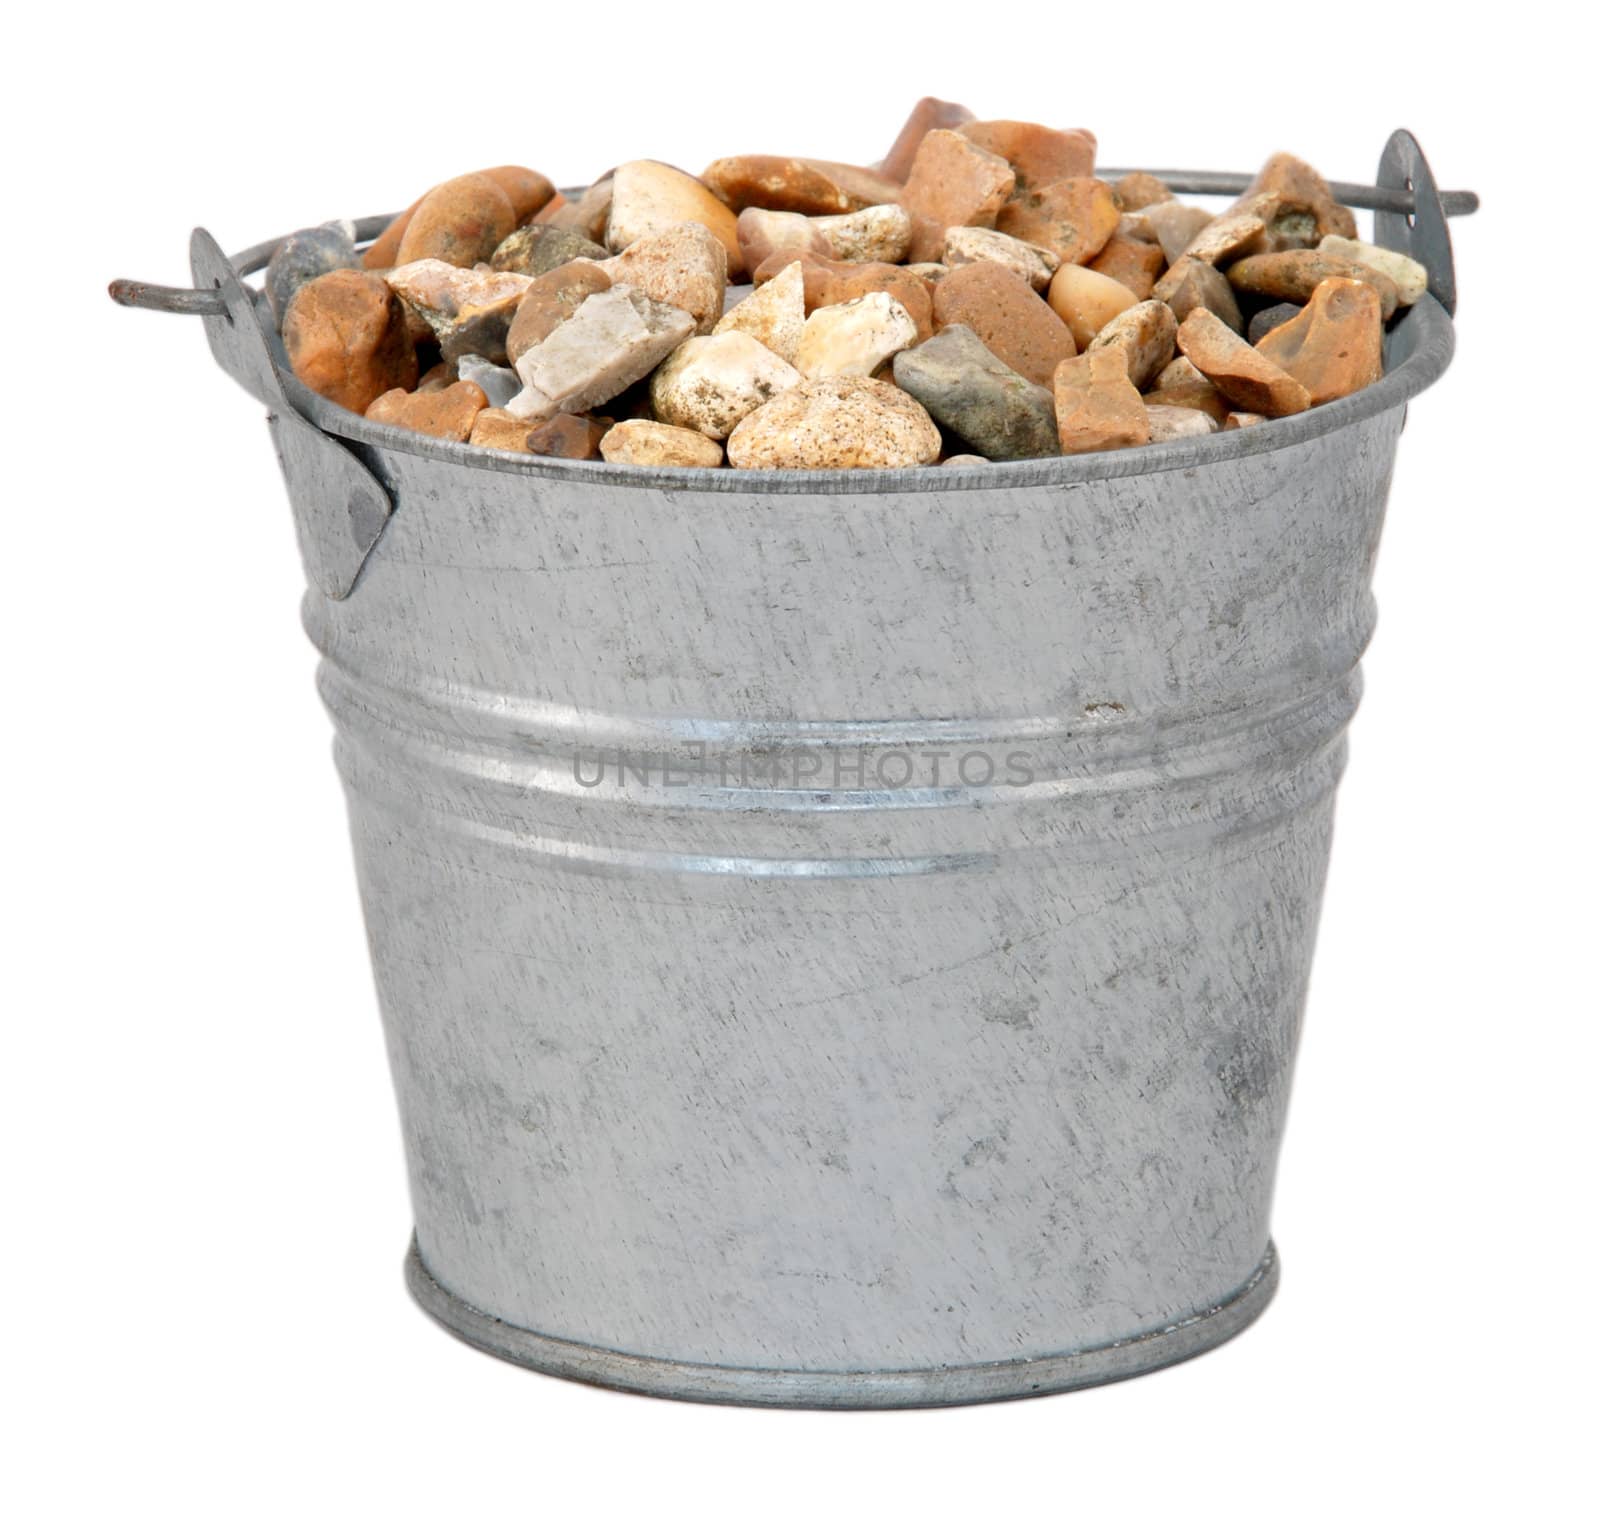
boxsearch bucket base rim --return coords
[403,1235,1279,1409]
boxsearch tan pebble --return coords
[755,252,934,343]
[715,259,806,364]
[737,207,825,273]
[879,97,977,184]
[702,156,866,215]
[1143,356,1229,424]
[1154,256,1243,333]
[1253,277,1384,405]
[283,268,418,413]
[796,292,919,379]
[1176,308,1310,417]
[1046,263,1139,350]
[535,177,614,242]
[366,380,488,441]
[1223,411,1266,429]
[811,203,913,263]
[1244,153,1357,244]
[599,419,723,467]
[942,226,1060,290]
[362,166,551,271]
[469,407,534,452]
[898,129,1016,263]
[599,221,729,335]
[526,413,612,458]
[1228,249,1399,320]
[958,120,1097,193]
[996,177,1119,266]
[1052,350,1150,454]
[726,375,941,469]
[606,161,743,276]
[1142,202,1215,264]
[934,261,1077,386]
[1114,173,1173,211]
[942,453,990,466]
[505,261,613,366]
[1087,233,1165,299]
[1087,299,1178,390]
[395,174,517,269]
[1180,193,1279,266]
[1145,403,1218,441]
[1318,235,1428,306]
[650,332,802,438]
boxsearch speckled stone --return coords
[385,259,535,364]
[599,221,729,335]
[1086,299,1178,390]
[892,324,1059,461]
[650,332,802,438]
[795,291,920,379]
[996,177,1120,266]
[266,221,357,327]
[1145,403,1219,441]
[1227,249,1400,320]
[753,253,934,343]
[714,260,805,363]
[942,226,1060,291]
[727,375,941,469]
[1253,277,1384,406]
[599,419,724,467]
[1052,349,1150,455]
[605,161,743,276]
[1046,263,1138,350]
[934,261,1077,386]
[811,204,913,263]
[468,408,535,452]
[1175,307,1311,417]
[898,129,1016,263]
[1154,256,1244,333]
[365,379,488,440]
[283,268,418,413]
[1114,173,1173,211]
[942,453,990,466]
[1318,235,1428,306]
[491,224,609,277]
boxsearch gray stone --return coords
[1247,302,1305,346]
[265,221,358,327]
[491,224,609,276]
[892,324,1059,462]
[456,354,522,409]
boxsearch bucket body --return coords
[299,368,1424,1403]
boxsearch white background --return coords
[6,6,1593,1524]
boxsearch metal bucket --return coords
[114,131,1471,1407]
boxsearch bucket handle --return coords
[110,228,393,602]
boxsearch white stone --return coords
[598,419,723,468]
[794,292,918,380]
[508,284,695,420]
[650,332,802,439]
[1145,404,1219,442]
[455,354,521,408]
[726,375,941,469]
[941,227,1060,291]
[1318,235,1428,306]
[714,261,806,364]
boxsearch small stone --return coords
[1244,153,1357,244]
[1227,249,1400,320]
[1142,356,1229,424]
[957,121,1097,193]
[599,220,729,335]
[1086,299,1178,390]
[942,453,990,466]
[416,362,454,393]
[482,166,559,225]
[396,173,518,268]
[366,379,488,440]
[469,408,534,452]
[737,207,825,272]
[754,253,934,343]
[1253,278,1384,406]
[898,129,1016,263]
[727,375,941,469]
[1180,193,1278,266]
[1317,235,1428,306]
[803,160,904,209]
[526,413,612,458]
[266,222,357,327]
[1246,302,1304,346]
[714,260,805,363]
[508,284,697,420]
[599,419,723,468]
[606,161,743,276]
[1052,349,1150,455]
[385,259,534,364]
[1154,256,1244,333]
[811,204,913,263]
[1087,233,1165,300]
[650,331,802,438]
[1175,308,1311,417]
[505,260,613,366]
[1046,263,1139,350]
[934,261,1077,386]
[996,177,1119,266]
[701,155,890,214]
[1223,411,1265,429]
[892,324,1059,461]
[536,176,614,242]
[1145,403,1219,441]
[1142,202,1215,264]
[942,226,1060,290]
[491,224,609,277]
[879,97,977,183]
[1114,173,1173,211]
[795,291,919,379]
[456,353,521,408]
[283,269,418,413]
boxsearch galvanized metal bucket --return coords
[114,131,1472,1406]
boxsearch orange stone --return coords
[1253,277,1384,405]
[1114,173,1173,211]
[365,379,489,440]
[396,174,518,268]
[1154,256,1243,332]
[933,262,1077,386]
[1226,249,1400,321]
[417,362,453,393]
[958,120,1097,193]
[1053,350,1151,454]
[469,408,535,452]
[1175,308,1310,417]
[481,166,557,225]
[878,97,977,183]
[1088,232,1166,299]
[754,252,934,343]
[702,155,891,214]
[1243,152,1358,244]
[997,177,1120,266]
[1143,357,1230,424]
[898,129,1015,263]
[283,269,418,413]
